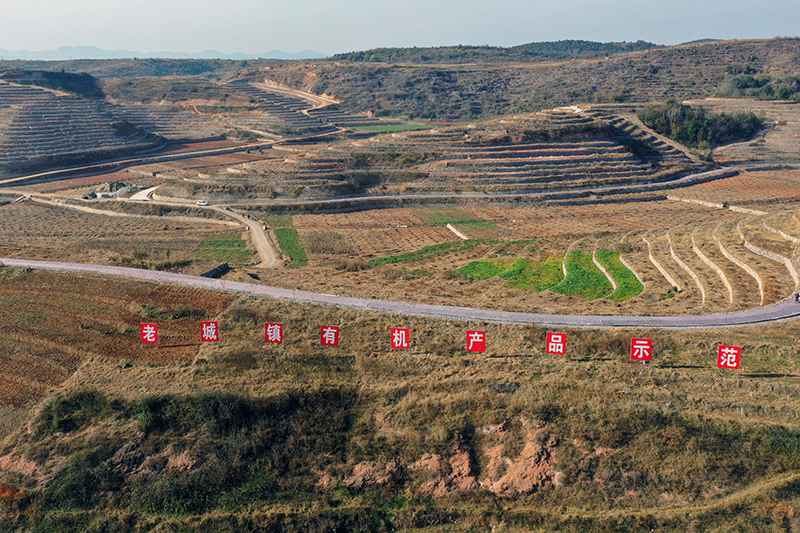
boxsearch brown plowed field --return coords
[0,269,233,409]
[676,170,800,205]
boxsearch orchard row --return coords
[140,322,745,370]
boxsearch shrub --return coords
[302,230,353,255]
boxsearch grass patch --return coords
[196,234,253,264]
[414,207,485,226]
[349,124,434,132]
[261,214,293,228]
[595,250,645,301]
[551,251,613,300]
[369,239,497,266]
[274,228,308,267]
[456,260,507,280]
[499,257,564,291]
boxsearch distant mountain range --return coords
[0,46,327,61]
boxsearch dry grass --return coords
[5,282,800,530]
[0,202,242,274]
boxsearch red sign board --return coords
[265,323,284,344]
[466,330,486,352]
[631,338,652,361]
[141,323,158,344]
[717,345,741,369]
[321,325,340,346]
[201,321,219,342]
[391,328,410,349]
[546,332,566,355]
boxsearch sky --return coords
[2,0,799,56]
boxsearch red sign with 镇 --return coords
[265,323,284,344]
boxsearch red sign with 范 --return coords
[320,325,340,346]
[265,323,284,344]
[391,328,410,349]
[717,345,741,369]
[201,321,219,342]
[466,330,486,352]
[141,323,158,344]
[546,332,566,355]
[631,338,652,361]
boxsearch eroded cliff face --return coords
[339,417,560,498]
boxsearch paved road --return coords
[3,258,800,329]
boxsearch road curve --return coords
[3,258,800,329]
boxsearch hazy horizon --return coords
[3,0,799,58]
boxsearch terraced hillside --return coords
[621,207,800,312]
[436,204,800,313]
[102,103,227,140]
[226,80,381,130]
[684,98,800,162]
[0,81,159,177]
[164,107,703,202]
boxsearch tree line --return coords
[637,101,762,150]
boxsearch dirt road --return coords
[209,207,282,267]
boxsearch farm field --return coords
[671,169,800,205]
[0,268,233,433]
[0,201,250,273]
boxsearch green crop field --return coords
[498,256,565,292]
[196,234,254,263]
[595,250,645,301]
[456,260,508,280]
[551,251,613,300]
[273,228,308,267]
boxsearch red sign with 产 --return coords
[466,330,486,352]
[631,338,652,361]
[201,321,219,342]
[320,325,340,346]
[391,328,410,349]
[546,332,566,355]
[265,323,284,344]
[717,345,741,369]
[141,323,158,344]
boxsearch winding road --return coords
[3,258,800,329]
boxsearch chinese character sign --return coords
[717,345,741,369]
[391,328,410,349]
[201,321,219,342]
[466,330,486,352]
[631,338,652,361]
[546,332,566,355]
[321,325,340,346]
[265,323,284,344]
[141,323,158,344]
